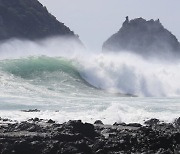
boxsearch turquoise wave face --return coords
[0,56,80,79]
[0,56,101,98]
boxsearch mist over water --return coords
[0,37,84,59]
[0,37,179,124]
[80,52,180,97]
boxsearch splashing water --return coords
[0,38,179,124]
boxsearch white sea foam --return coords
[0,38,179,124]
[0,97,179,125]
[79,52,180,97]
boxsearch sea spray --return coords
[0,97,179,124]
[0,38,179,124]
[0,38,180,97]
[0,36,84,59]
[79,52,180,97]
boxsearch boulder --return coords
[94,120,104,125]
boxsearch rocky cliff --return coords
[102,17,180,58]
[0,0,79,41]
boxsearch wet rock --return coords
[173,133,180,144]
[28,118,43,122]
[14,141,37,154]
[92,139,105,152]
[113,122,127,126]
[126,123,142,127]
[52,132,83,142]
[144,118,160,126]
[94,120,104,125]
[21,109,40,112]
[33,117,40,122]
[66,120,99,139]
[47,119,55,124]
[74,140,92,154]
[2,118,8,122]
[113,122,141,127]
[0,117,12,122]
[0,118,179,153]
[174,117,180,126]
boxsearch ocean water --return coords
[0,38,179,124]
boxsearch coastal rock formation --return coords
[102,17,180,58]
[0,0,79,41]
[0,118,180,153]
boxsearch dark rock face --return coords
[103,17,180,58]
[0,0,79,41]
[0,118,180,153]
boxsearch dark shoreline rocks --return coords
[0,118,179,154]
[21,109,40,112]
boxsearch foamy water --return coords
[0,38,179,124]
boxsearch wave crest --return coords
[79,52,180,97]
[0,56,79,79]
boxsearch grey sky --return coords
[39,0,180,50]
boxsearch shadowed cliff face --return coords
[102,17,180,59]
[0,0,79,41]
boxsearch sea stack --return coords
[102,17,180,58]
[0,0,80,41]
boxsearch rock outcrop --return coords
[0,0,79,41]
[0,118,180,153]
[102,17,180,58]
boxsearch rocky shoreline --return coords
[0,117,179,154]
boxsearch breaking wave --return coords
[79,52,180,97]
[0,38,179,124]
[0,37,180,97]
[0,53,180,97]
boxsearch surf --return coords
[1,38,180,97]
[0,38,179,124]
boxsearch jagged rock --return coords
[103,17,180,59]
[174,117,180,126]
[0,0,80,41]
[126,123,142,127]
[113,122,127,126]
[94,120,104,125]
[47,119,55,124]
[65,120,99,139]
[0,119,180,153]
[144,118,160,126]
[21,109,40,112]
[113,122,141,127]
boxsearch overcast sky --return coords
[39,0,180,50]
